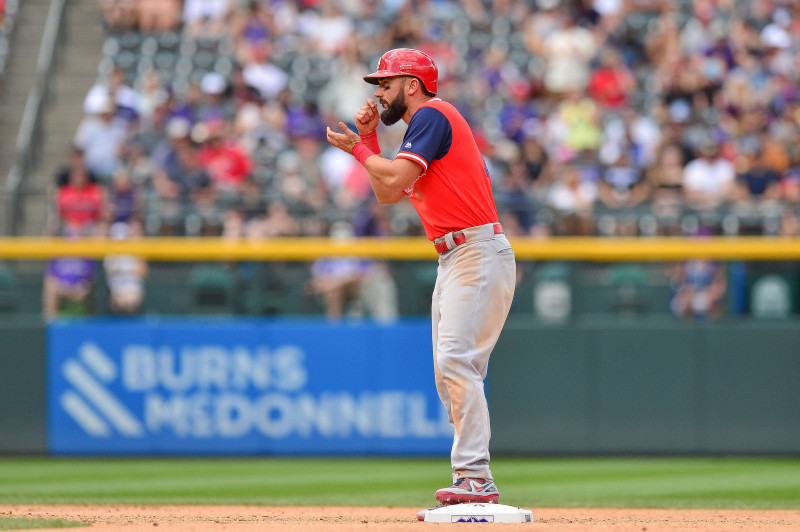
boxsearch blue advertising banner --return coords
[47,318,453,455]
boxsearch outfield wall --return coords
[1,318,798,455]
[0,318,47,452]
[491,317,800,455]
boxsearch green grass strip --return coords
[0,516,85,530]
[0,457,798,509]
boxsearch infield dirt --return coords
[1,505,799,531]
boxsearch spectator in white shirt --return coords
[74,92,129,183]
[682,140,736,210]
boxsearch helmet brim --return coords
[363,71,405,85]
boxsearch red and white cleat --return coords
[435,477,500,505]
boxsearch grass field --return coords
[0,456,798,510]
[0,516,83,530]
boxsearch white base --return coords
[421,503,534,523]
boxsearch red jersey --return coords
[395,98,498,240]
[57,183,104,228]
[197,142,254,190]
[587,67,632,109]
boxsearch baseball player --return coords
[326,48,516,506]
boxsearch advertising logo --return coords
[59,342,144,438]
[48,320,453,455]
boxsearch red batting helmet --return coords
[363,48,438,95]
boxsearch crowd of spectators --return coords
[43,0,800,318]
[66,0,800,242]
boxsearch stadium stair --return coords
[3,0,104,236]
[0,0,48,234]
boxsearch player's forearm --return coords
[363,155,411,190]
[353,143,417,195]
[367,172,406,204]
[353,152,404,204]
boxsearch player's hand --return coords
[354,99,380,135]
[326,122,361,154]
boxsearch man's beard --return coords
[381,90,407,126]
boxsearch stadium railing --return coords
[1,236,799,319]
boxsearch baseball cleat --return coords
[435,477,500,505]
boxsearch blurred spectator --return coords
[223,194,299,245]
[43,256,97,320]
[318,138,371,210]
[232,0,273,65]
[351,202,399,324]
[53,148,107,234]
[84,66,139,123]
[152,136,218,235]
[252,199,300,239]
[668,258,727,321]
[308,219,398,323]
[104,221,148,315]
[680,0,725,56]
[548,91,603,161]
[308,221,372,321]
[587,48,635,111]
[182,0,232,38]
[733,147,782,207]
[220,177,268,239]
[197,72,236,122]
[43,226,97,321]
[135,69,168,130]
[194,117,255,198]
[778,210,800,237]
[318,38,371,123]
[524,0,564,57]
[233,84,288,156]
[107,165,142,224]
[541,10,597,96]
[137,0,182,33]
[97,0,137,31]
[301,0,354,56]
[647,143,686,219]
[780,150,800,207]
[74,92,129,183]
[497,81,540,146]
[597,150,650,210]
[151,116,191,170]
[546,162,597,235]
[241,48,289,103]
[682,140,736,210]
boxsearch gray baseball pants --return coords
[431,223,516,481]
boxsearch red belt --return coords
[434,223,504,254]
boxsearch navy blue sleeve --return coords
[397,107,452,169]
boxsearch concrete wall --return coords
[0,317,48,453]
[490,316,800,454]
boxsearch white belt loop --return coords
[443,232,457,250]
